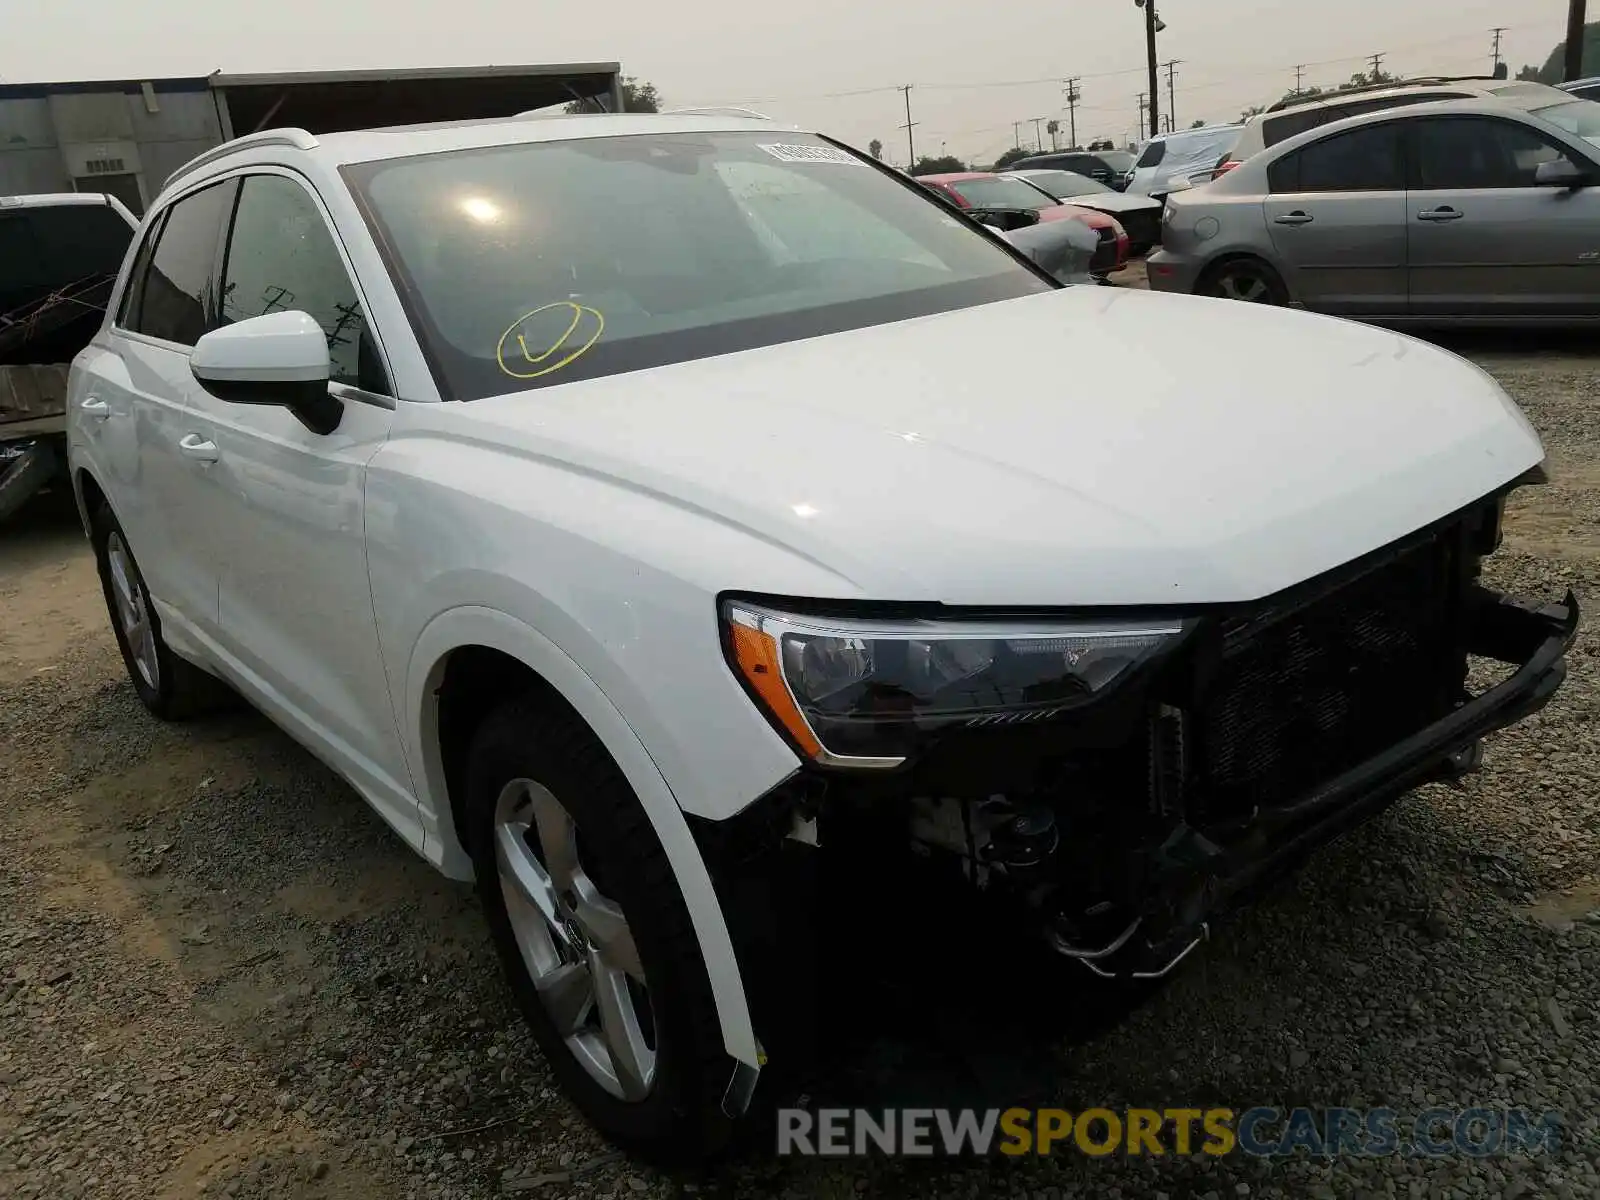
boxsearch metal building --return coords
[0,63,625,214]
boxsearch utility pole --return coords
[1064,77,1081,149]
[1164,59,1181,129]
[1368,52,1385,81]
[1293,64,1306,93]
[1032,116,1046,150]
[898,84,917,169]
[1566,0,1588,81]
[1136,93,1146,134]
[1143,0,1161,136]
[1490,27,1506,73]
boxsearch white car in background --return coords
[1127,123,1244,198]
[66,112,1578,1161]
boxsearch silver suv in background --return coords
[1214,77,1576,181]
[1148,93,1600,323]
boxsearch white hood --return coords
[446,287,1542,607]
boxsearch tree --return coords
[991,146,1034,169]
[1519,21,1600,83]
[868,138,884,160]
[565,75,661,114]
[1046,118,1061,150]
[910,154,966,175]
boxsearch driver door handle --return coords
[177,432,219,464]
[1273,211,1315,226]
[1417,206,1463,222]
[79,395,110,421]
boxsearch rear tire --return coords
[1198,258,1288,305]
[90,503,233,720]
[465,695,738,1164]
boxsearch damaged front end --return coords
[702,475,1578,1005]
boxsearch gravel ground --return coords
[1,334,1597,1199]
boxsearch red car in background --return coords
[917,171,1129,277]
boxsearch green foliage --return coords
[1519,22,1600,83]
[991,146,1034,169]
[868,139,884,160]
[564,75,661,114]
[910,154,967,175]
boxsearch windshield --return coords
[345,132,1050,401]
[1019,170,1111,197]
[1098,151,1135,173]
[1530,99,1600,146]
[945,176,1057,210]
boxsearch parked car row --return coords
[1145,77,1600,323]
[915,171,1131,276]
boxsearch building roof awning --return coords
[210,63,622,135]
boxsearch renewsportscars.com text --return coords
[776,1106,1564,1159]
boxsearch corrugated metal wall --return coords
[0,83,224,211]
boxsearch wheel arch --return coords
[73,465,108,539]
[407,606,762,1071]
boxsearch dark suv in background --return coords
[1009,150,1135,190]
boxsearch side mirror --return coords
[190,311,342,435]
[1535,158,1591,190]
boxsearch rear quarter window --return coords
[1135,141,1166,168]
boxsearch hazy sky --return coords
[4,0,1570,165]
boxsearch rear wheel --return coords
[90,503,232,719]
[465,696,738,1163]
[1199,258,1288,305]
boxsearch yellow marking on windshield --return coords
[495,301,606,380]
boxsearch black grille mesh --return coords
[1196,530,1462,819]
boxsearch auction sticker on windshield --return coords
[758,143,864,165]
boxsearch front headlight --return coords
[722,601,1183,767]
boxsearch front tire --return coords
[90,503,232,719]
[465,696,737,1164]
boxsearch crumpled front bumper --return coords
[1092,585,1580,978]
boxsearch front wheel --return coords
[465,696,739,1163]
[1199,258,1288,305]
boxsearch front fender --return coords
[405,604,762,1070]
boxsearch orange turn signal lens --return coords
[728,620,824,759]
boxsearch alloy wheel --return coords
[494,778,657,1100]
[106,532,159,690]
[1212,271,1274,303]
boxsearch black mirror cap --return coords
[190,370,344,435]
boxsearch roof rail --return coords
[660,105,772,120]
[163,128,319,192]
[1262,75,1507,115]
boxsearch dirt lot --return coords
[2,332,1598,1200]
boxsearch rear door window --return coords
[1268,122,1405,193]
[124,180,237,346]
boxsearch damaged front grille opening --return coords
[795,490,1576,983]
